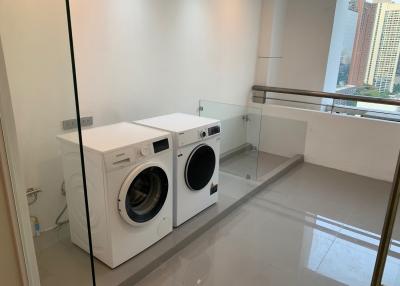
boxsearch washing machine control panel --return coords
[104,137,170,171]
[208,125,221,136]
[139,146,150,156]
[153,138,170,153]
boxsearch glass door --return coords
[120,166,169,224]
[185,144,217,191]
[0,1,96,285]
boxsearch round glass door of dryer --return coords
[119,166,169,225]
[185,144,216,191]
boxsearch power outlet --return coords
[62,116,93,130]
[81,117,93,127]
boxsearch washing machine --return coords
[57,122,173,268]
[135,113,221,227]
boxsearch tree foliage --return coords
[354,85,390,98]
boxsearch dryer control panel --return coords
[177,123,221,148]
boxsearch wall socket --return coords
[62,116,93,130]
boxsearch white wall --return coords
[71,0,261,125]
[255,0,337,108]
[0,0,262,230]
[253,103,400,182]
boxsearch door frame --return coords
[0,35,41,286]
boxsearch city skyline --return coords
[346,0,400,95]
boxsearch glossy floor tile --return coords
[34,161,400,286]
[34,224,93,286]
[137,163,400,286]
[220,150,288,180]
[34,172,260,286]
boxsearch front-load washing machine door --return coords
[185,144,216,191]
[119,164,168,225]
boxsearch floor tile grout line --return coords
[315,234,338,272]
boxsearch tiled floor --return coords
[220,150,288,180]
[34,172,260,286]
[136,163,400,286]
[34,161,400,286]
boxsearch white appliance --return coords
[57,122,173,268]
[135,113,221,227]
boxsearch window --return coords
[336,0,400,103]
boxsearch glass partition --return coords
[0,6,95,285]
[4,0,400,286]
[0,36,92,286]
[199,100,262,180]
[255,93,400,123]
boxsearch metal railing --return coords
[372,151,400,286]
[252,85,400,286]
[252,85,400,107]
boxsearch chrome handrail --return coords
[252,85,400,107]
[371,152,400,286]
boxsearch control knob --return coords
[140,146,150,156]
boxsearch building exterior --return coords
[349,1,400,93]
[365,2,400,93]
[348,0,361,12]
[348,1,377,86]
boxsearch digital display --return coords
[153,138,169,153]
[208,126,221,136]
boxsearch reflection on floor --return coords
[34,172,259,286]
[220,150,288,180]
[137,163,400,286]
[34,162,400,286]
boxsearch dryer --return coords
[135,113,221,227]
[57,122,173,268]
